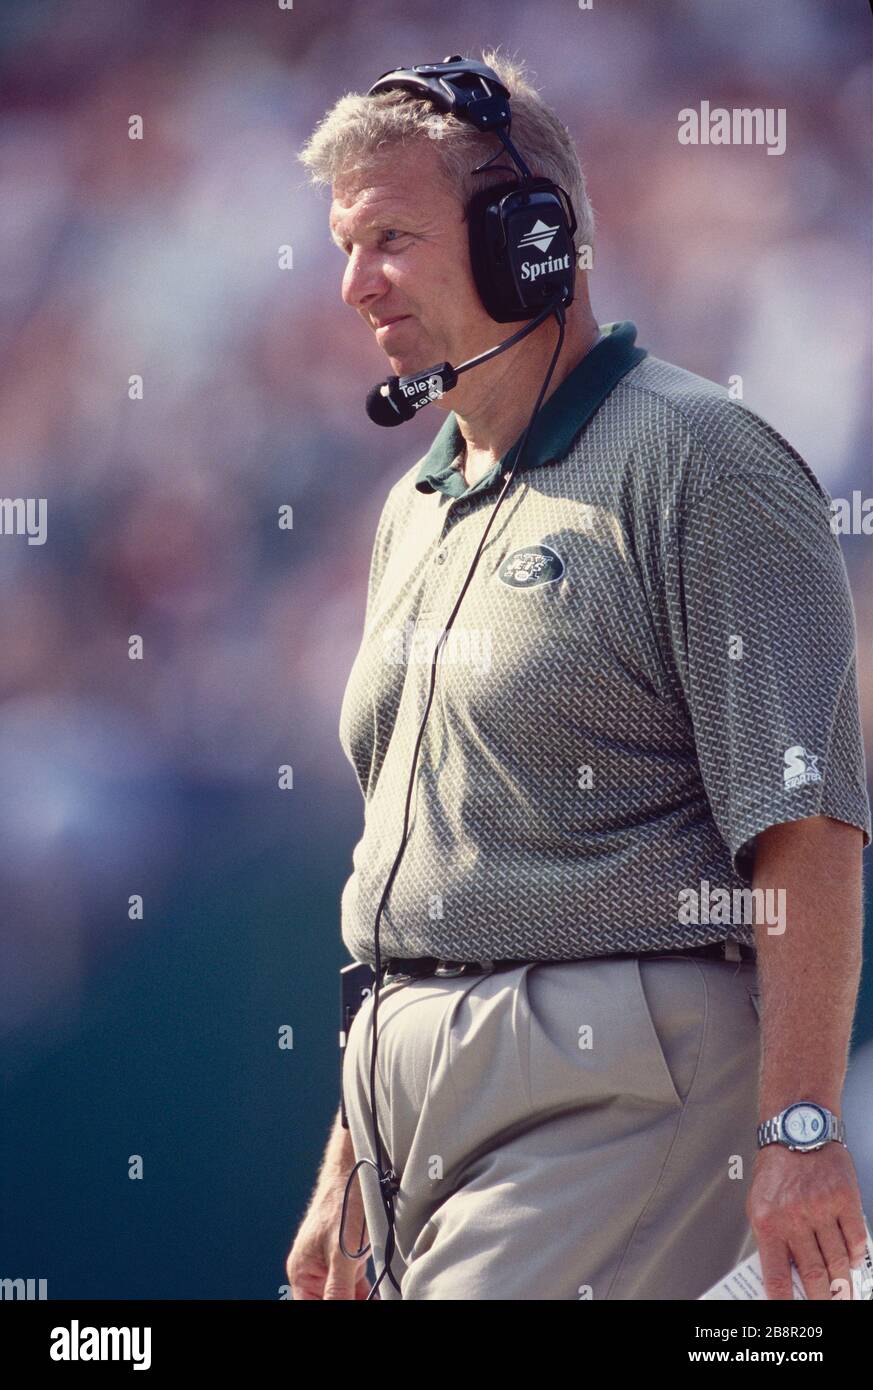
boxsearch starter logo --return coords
[498,544,565,588]
[783,744,822,791]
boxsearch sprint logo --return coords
[518,219,571,282]
[783,744,822,792]
[518,218,559,253]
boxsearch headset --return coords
[338,55,578,1299]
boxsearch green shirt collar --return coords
[414,320,647,498]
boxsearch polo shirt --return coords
[338,321,871,965]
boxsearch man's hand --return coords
[286,1170,375,1300]
[748,1142,869,1300]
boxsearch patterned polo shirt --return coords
[337,321,871,965]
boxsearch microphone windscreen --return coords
[366,380,412,427]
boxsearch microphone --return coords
[365,295,565,426]
[366,364,458,427]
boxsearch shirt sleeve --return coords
[665,462,871,881]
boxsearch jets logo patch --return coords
[498,544,565,588]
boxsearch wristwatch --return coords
[757,1101,847,1153]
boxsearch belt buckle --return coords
[434,958,495,977]
[381,958,418,986]
[382,969,412,986]
[434,960,469,977]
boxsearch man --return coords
[287,50,871,1300]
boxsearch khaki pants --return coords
[342,952,761,1300]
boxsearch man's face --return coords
[329,142,492,377]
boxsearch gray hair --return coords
[297,47,595,254]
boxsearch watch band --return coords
[827,1113,848,1145]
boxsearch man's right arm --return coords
[285,1107,373,1300]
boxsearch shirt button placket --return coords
[425,503,464,617]
[435,501,466,566]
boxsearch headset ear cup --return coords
[505,184,576,316]
[466,181,518,322]
[467,179,577,323]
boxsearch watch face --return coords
[783,1103,827,1146]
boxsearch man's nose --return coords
[341,248,388,312]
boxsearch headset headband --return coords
[367,54,535,180]
[367,56,511,132]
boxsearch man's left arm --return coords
[748,812,869,1300]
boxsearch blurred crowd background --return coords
[1,0,871,1297]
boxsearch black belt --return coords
[381,939,755,985]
